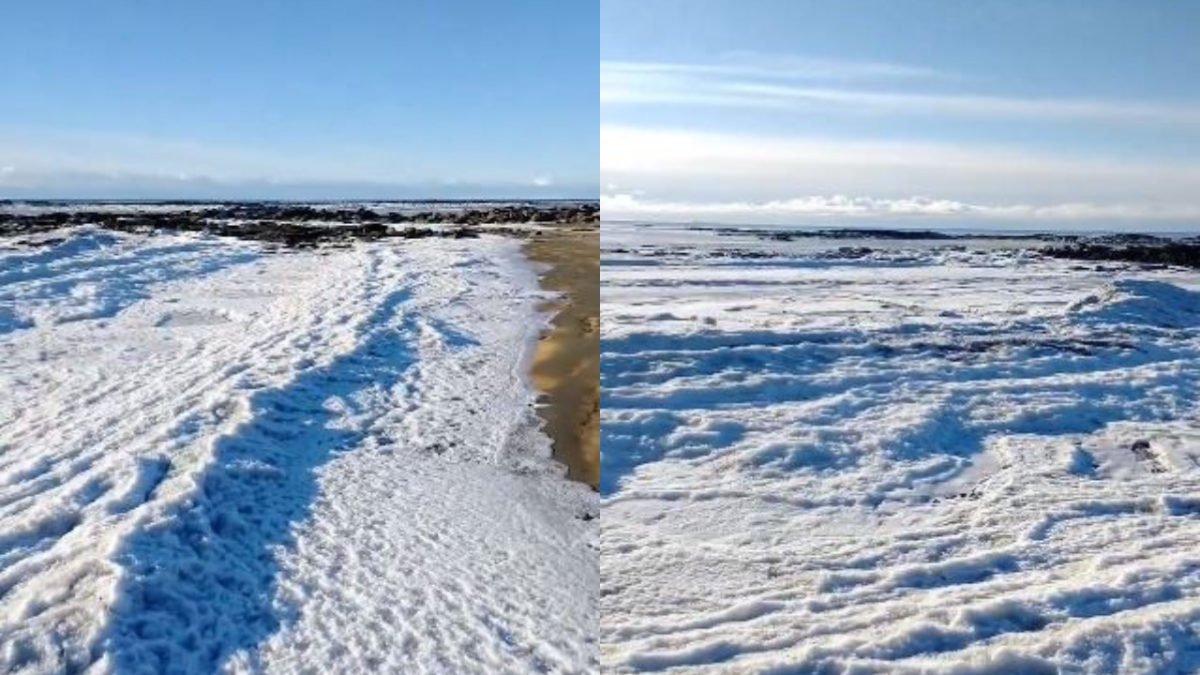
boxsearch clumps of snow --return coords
[1067,279,1200,329]
[600,223,1200,674]
[0,228,259,334]
[0,229,595,673]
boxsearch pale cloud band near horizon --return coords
[0,128,575,199]
[601,192,1200,225]
[600,124,1200,222]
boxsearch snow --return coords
[0,227,596,674]
[600,223,1200,674]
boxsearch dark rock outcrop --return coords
[0,201,600,247]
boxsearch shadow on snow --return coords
[0,231,258,335]
[601,279,1200,495]
[103,287,416,674]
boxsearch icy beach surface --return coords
[0,227,595,674]
[601,223,1200,674]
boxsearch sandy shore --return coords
[525,227,599,488]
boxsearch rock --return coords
[0,202,598,245]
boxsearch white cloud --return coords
[0,128,568,191]
[727,83,1200,125]
[602,53,945,86]
[531,176,553,187]
[600,125,1200,205]
[601,59,1200,126]
[0,129,366,185]
[600,192,1200,223]
[0,165,45,191]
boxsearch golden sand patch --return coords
[525,228,599,488]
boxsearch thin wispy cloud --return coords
[725,83,1200,126]
[0,128,377,185]
[602,58,1200,126]
[603,52,946,84]
[600,56,940,109]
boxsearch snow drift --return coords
[0,227,596,674]
[601,223,1200,674]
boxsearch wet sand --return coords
[526,227,599,488]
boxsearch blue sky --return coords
[0,0,596,199]
[601,0,1200,227]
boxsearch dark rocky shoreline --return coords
[694,225,1200,245]
[695,225,1066,242]
[1042,242,1200,269]
[689,225,1200,268]
[0,202,599,247]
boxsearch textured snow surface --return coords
[601,224,1200,674]
[0,229,596,674]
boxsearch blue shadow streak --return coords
[104,287,415,674]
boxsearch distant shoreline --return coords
[602,221,1200,269]
[0,201,599,246]
[600,218,1200,239]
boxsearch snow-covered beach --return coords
[0,208,597,674]
[601,222,1200,674]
